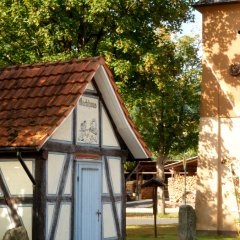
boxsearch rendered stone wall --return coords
[196,2,240,233]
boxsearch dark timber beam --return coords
[17,151,36,185]
[33,152,47,240]
[43,141,128,157]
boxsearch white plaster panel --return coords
[0,160,34,196]
[103,203,116,238]
[77,96,99,145]
[102,106,119,147]
[55,204,71,240]
[16,205,32,240]
[47,204,55,238]
[0,207,14,239]
[108,158,121,194]
[102,163,108,194]
[116,202,122,230]
[51,112,73,142]
[63,161,72,195]
[47,153,65,195]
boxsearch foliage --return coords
[126,224,239,240]
[0,0,193,65]
[0,0,200,160]
[124,34,201,161]
[124,161,136,172]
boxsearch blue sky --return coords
[181,10,202,37]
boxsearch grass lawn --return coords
[126,224,240,240]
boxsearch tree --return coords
[125,34,201,158]
[0,0,193,65]
[121,33,201,212]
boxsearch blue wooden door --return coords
[75,162,102,240]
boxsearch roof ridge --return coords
[0,56,103,72]
[194,0,240,6]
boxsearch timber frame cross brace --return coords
[17,151,36,185]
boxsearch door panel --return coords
[75,162,101,240]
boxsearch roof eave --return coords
[0,146,39,153]
[193,0,240,8]
[164,156,198,169]
[94,65,151,159]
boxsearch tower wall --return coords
[196,3,240,234]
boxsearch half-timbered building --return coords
[0,56,151,240]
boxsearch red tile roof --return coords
[0,57,151,157]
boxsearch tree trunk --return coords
[157,186,165,214]
[156,155,166,214]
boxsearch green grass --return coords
[126,224,240,240]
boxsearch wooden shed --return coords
[0,57,151,240]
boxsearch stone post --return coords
[178,205,196,240]
[2,226,29,240]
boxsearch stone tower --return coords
[194,0,240,235]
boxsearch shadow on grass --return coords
[126,224,240,240]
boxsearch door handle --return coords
[96,210,101,222]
